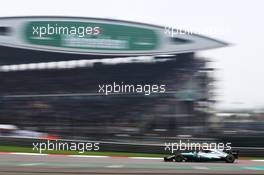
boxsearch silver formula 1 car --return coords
[164,149,238,163]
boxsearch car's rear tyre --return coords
[225,154,235,163]
[175,155,184,162]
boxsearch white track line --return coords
[68,155,108,158]
[18,163,44,166]
[1,152,162,160]
[130,157,163,160]
[105,165,124,168]
[9,152,48,156]
[192,166,209,170]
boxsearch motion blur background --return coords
[0,0,264,154]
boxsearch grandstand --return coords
[0,51,212,139]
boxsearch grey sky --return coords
[1,0,264,109]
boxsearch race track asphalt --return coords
[0,154,263,175]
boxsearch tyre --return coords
[225,154,235,163]
[175,155,184,162]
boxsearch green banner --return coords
[24,21,159,51]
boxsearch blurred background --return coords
[0,50,263,154]
[0,0,264,156]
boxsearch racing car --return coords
[164,149,238,163]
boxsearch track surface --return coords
[0,154,264,174]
